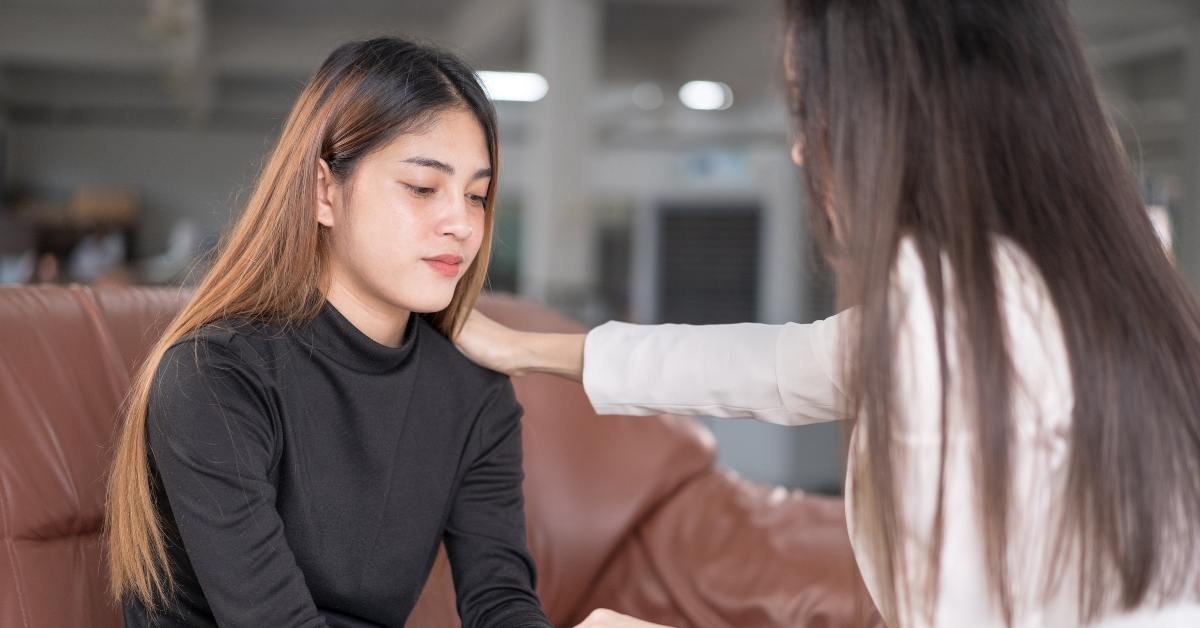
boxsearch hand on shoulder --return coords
[454,309,586,382]
[454,309,531,376]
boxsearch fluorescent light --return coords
[631,82,664,110]
[477,71,548,102]
[679,80,733,110]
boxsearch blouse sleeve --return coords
[581,310,855,426]
[148,339,329,628]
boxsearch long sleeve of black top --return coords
[125,304,551,628]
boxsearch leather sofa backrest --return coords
[0,286,188,628]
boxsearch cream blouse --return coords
[582,238,1200,628]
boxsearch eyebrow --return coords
[402,156,492,181]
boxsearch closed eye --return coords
[406,184,436,197]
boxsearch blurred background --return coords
[0,0,1194,494]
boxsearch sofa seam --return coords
[0,474,32,628]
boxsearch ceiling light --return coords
[679,80,733,111]
[631,82,664,110]
[477,71,549,102]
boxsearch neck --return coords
[323,276,411,348]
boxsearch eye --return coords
[405,184,436,197]
[467,194,486,206]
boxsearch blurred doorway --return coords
[657,204,760,325]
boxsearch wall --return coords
[9,123,273,256]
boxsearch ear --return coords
[315,158,339,228]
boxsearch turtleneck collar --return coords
[305,301,418,373]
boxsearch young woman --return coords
[458,1,1200,627]
[106,38,551,628]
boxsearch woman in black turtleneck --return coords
[135,298,540,628]
[107,38,550,628]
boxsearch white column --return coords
[521,0,599,309]
[756,145,807,324]
[1179,19,1200,291]
[628,196,659,324]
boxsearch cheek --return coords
[335,197,415,272]
[465,210,488,258]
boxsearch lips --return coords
[424,253,464,277]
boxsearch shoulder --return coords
[164,316,281,365]
[888,233,1063,344]
[416,317,513,389]
[415,317,520,417]
[148,321,284,468]
[154,318,282,402]
[892,234,1056,310]
[149,319,283,444]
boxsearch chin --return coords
[397,291,457,315]
[378,271,464,315]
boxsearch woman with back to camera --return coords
[458,1,1200,627]
[106,38,552,628]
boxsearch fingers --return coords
[454,308,522,375]
[572,608,675,628]
[453,308,492,341]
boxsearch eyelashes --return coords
[405,184,486,207]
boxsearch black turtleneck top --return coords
[124,303,551,628]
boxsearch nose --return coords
[437,195,476,241]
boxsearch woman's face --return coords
[316,108,490,327]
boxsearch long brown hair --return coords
[105,37,501,608]
[785,0,1200,625]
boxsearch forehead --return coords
[375,108,490,165]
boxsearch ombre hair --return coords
[105,37,500,608]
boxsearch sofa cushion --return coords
[573,468,882,628]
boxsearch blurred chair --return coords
[0,287,880,628]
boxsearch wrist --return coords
[500,330,585,382]
[510,330,542,376]
[538,333,585,382]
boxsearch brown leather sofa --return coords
[0,285,881,628]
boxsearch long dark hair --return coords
[784,0,1200,624]
[107,36,500,608]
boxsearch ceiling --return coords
[0,0,1193,160]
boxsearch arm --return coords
[148,341,327,628]
[582,317,850,425]
[455,309,854,427]
[443,381,551,628]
